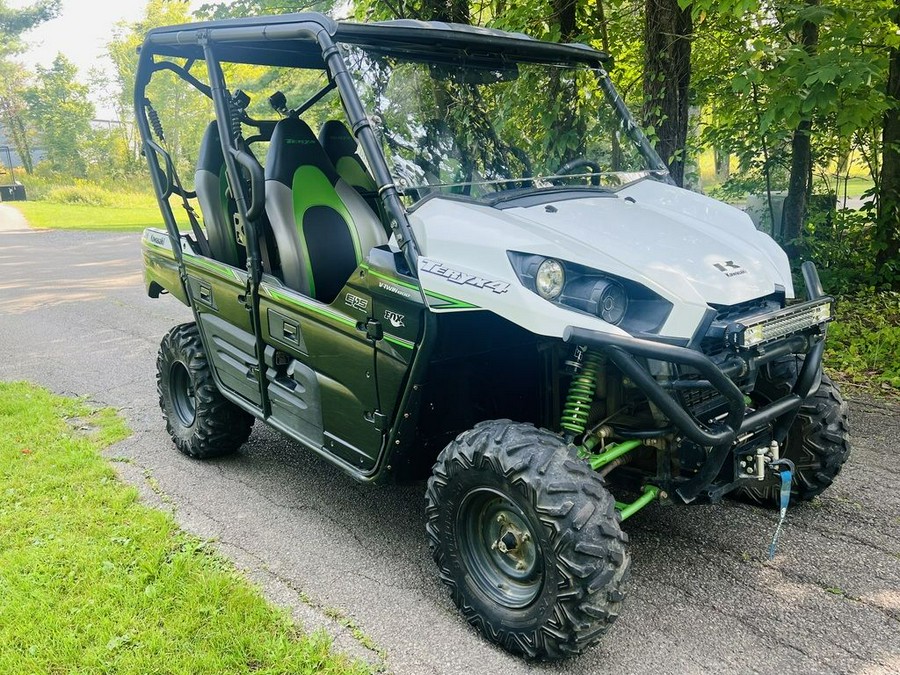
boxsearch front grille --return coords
[712,295,781,323]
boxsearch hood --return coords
[408,179,793,339]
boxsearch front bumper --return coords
[563,262,830,503]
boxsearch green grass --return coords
[11,200,165,232]
[826,291,900,398]
[0,381,368,675]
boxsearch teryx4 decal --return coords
[420,259,510,294]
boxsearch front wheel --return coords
[157,323,254,459]
[425,421,629,659]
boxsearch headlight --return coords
[594,280,628,325]
[507,252,673,335]
[535,259,565,300]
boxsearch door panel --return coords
[183,253,263,409]
[258,277,382,470]
[264,346,324,446]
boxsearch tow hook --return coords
[756,440,780,481]
[738,440,780,481]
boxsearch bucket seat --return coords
[265,117,386,302]
[319,120,387,223]
[195,122,245,267]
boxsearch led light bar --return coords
[726,298,833,349]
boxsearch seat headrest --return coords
[197,122,224,174]
[266,117,339,186]
[319,120,359,161]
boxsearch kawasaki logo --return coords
[714,260,747,277]
[420,259,510,294]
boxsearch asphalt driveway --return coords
[1,209,897,673]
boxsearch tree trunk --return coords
[595,0,623,170]
[876,0,900,279]
[781,0,819,250]
[714,146,730,183]
[419,0,469,23]
[552,0,577,41]
[0,97,33,174]
[643,0,692,187]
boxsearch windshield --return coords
[341,45,661,203]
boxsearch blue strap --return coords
[768,468,793,560]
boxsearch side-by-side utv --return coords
[136,12,850,658]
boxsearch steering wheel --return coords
[554,158,602,186]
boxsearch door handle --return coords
[283,321,298,342]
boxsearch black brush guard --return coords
[563,262,829,503]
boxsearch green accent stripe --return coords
[424,290,479,310]
[144,241,174,258]
[361,265,420,291]
[383,333,415,349]
[263,285,356,328]
[360,264,479,310]
[183,252,244,282]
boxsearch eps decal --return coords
[345,292,369,311]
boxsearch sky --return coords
[10,0,196,119]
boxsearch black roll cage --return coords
[133,12,670,483]
[133,11,667,290]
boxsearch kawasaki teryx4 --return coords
[137,12,850,659]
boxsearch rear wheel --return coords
[426,420,629,659]
[736,356,850,506]
[157,323,254,458]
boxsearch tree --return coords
[644,0,692,187]
[24,54,93,175]
[876,0,900,278]
[108,0,213,178]
[0,0,59,53]
[0,0,61,173]
[781,0,821,251]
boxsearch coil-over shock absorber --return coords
[145,99,165,142]
[560,346,603,436]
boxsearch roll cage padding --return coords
[265,117,386,301]
[195,122,245,268]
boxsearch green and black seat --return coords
[195,122,245,267]
[318,120,381,215]
[265,117,386,302]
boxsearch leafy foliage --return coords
[827,291,900,394]
[23,54,94,176]
[0,0,59,56]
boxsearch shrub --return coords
[826,291,900,395]
[45,181,115,207]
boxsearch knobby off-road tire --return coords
[425,420,629,659]
[157,323,254,459]
[736,355,850,506]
